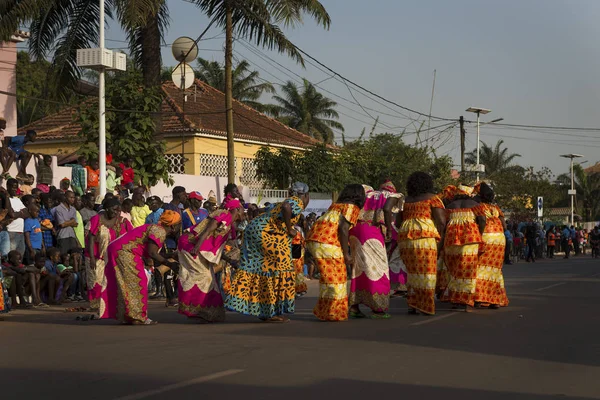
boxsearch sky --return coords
[99,0,600,176]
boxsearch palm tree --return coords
[267,79,343,144]
[193,0,331,182]
[465,139,521,177]
[0,0,168,92]
[194,57,274,112]
[557,164,600,221]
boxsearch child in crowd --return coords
[59,178,71,192]
[131,192,151,227]
[85,159,100,196]
[78,194,97,226]
[24,203,45,265]
[45,248,73,304]
[20,174,35,195]
[35,154,53,193]
[121,198,133,222]
[57,253,81,302]
[36,253,58,305]
[38,193,56,250]
[2,250,34,308]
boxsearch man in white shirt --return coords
[6,178,28,254]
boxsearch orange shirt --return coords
[85,166,99,188]
[548,233,555,246]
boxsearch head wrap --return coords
[289,182,309,196]
[442,184,474,201]
[207,190,217,204]
[380,180,397,193]
[362,185,374,194]
[224,198,242,211]
[159,210,182,226]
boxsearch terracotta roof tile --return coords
[22,80,327,149]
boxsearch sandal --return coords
[131,319,158,325]
[35,303,50,308]
[349,310,367,319]
[261,316,289,323]
[370,313,391,320]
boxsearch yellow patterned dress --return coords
[292,230,308,294]
[397,196,445,315]
[306,203,360,321]
[474,203,509,307]
[442,208,483,307]
[225,197,304,319]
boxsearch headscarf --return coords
[362,184,374,194]
[224,198,242,211]
[159,210,182,226]
[380,180,397,193]
[442,184,474,201]
[289,182,309,197]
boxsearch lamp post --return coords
[466,107,491,181]
[560,153,584,226]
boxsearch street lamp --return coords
[466,107,491,181]
[560,153,584,226]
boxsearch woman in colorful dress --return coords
[177,198,244,322]
[226,182,309,323]
[397,172,446,315]
[86,198,133,314]
[441,185,484,311]
[378,181,406,297]
[348,185,392,319]
[101,210,181,325]
[306,184,365,321]
[473,182,509,308]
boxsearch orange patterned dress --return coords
[474,203,509,307]
[306,203,360,321]
[397,196,445,315]
[292,230,308,294]
[442,208,483,307]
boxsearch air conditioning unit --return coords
[109,52,127,71]
[77,48,114,69]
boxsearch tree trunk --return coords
[225,1,235,184]
[140,13,162,88]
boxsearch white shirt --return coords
[7,197,24,233]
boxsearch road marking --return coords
[410,312,458,326]
[113,369,244,400]
[535,282,567,292]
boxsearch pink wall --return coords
[0,40,17,137]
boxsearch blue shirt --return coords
[182,208,208,231]
[44,259,58,275]
[24,218,43,250]
[38,207,55,249]
[8,135,26,156]
[145,208,164,225]
[562,228,571,240]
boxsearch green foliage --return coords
[254,135,454,193]
[77,68,172,188]
[465,139,521,178]
[266,79,343,144]
[557,165,600,221]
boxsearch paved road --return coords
[2,256,600,400]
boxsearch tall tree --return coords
[557,164,600,221]
[465,139,521,177]
[0,0,168,94]
[193,0,331,183]
[267,79,343,144]
[194,57,275,112]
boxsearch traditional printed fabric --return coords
[292,230,307,294]
[360,190,404,237]
[436,251,449,296]
[398,238,438,315]
[177,210,233,321]
[225,197,304,319]
[397,198,444,315]
[443,244,479,306]
[0,269,6,313]
[397,196,445,241]
[349,222,390,312]
[101,224,167,323]
[307,203,360,321]
[473,203,509,307]
[86,214,133,312]
[442,208,482,306]
[388,228,407,291]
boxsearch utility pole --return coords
[459,115,465,173]
[98,0,106,197]
[225,0,235,184]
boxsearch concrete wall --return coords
[0,41,17,137]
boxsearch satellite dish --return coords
[172,36,198,63]
[171,62,195,89]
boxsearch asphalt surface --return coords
[2,256,600,400]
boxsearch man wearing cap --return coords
[182,191,209,231]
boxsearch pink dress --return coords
[86,215,133,314]
[101,224,167,323]
[177,210,233,322]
